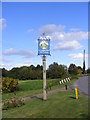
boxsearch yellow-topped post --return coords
[75,87,78,100]
[75,80,78,100]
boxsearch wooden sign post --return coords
[38,34,50,101]
[43,55,46,100]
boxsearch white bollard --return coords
[66,78,69,82]
[59,81,62,84]
[68,78,70,81]
[66,78,68,82]
[62,80,64,84]
[64,79,66,83]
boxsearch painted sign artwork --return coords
[38,38,50,55]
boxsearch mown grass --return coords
[2,90,88,118]
[2,77,77,101]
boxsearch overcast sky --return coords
[1,2,88,70]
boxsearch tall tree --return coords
[83,49,85,74]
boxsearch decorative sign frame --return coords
[38,38,50,55]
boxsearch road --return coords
[77,76,90,96]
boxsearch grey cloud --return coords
[3,48,35,58]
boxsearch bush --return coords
[2,77,18,93]
[2,97,25,110]
[2,99,9,110]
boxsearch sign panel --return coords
[38,39,50,55]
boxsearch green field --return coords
[3,90,88,118]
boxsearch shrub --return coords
[18,98,25,106]
[2,99,9,110]
[2,77,18,93]
[10,97,17,107]
[2,97,25,110]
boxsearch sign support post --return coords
[43,55,46,100]
[38,34,50,101]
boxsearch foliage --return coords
[68,64,78,75]
[2,63,69,80]
[47,79,59,90]
[82,50,85,74]
[0,78,2,93]
[2,99,9,110]
[87,68,90,74]
[2,68,8,77]
[1,63,83,80]
[47,62,68,79]
[77,66,82,75]
[2,65,43,80]
[83,61,85,74]
[2,97,25,110]
[2,77,18,93]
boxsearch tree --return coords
[77,66,82,75]
[68,64,77,75]
[47,62,59,79]
[47,62,67,79]
[8,67,20,79]
[2,68,8,77]
[83,61,85,74]
[83,49,85,74]
[19,66,30,80]
[87,68,90,74]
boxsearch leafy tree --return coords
[2,68,8,77]
[47,62,67,79]
[87,68,90,74]
[19,66,29,80]
[68,64,77,75]
[8,67,20,79]
[47,62,59,79]
[77,66,82,75]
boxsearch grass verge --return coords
[2,90,88,118]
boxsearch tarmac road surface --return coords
[77,76,89,96]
